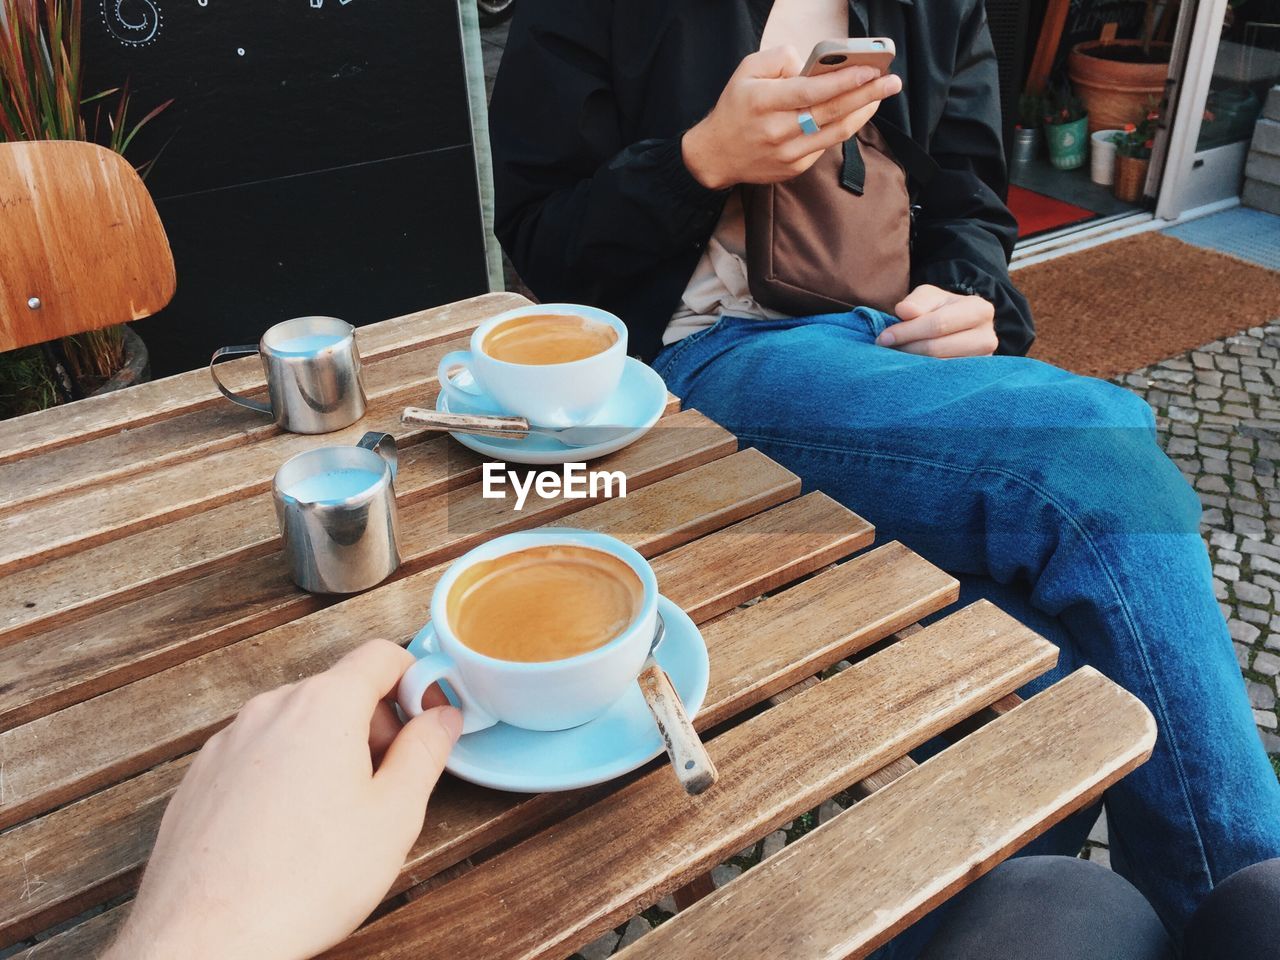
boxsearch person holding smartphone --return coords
[488,0,1280,952]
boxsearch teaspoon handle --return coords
[638,655,718,796]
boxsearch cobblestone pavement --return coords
[571,321,1280,957]
[1119,322,1280,762]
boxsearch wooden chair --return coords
[0,140,176,353]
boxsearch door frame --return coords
[1155,0,1235,219]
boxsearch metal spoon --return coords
[637,612,718,796]
[402,407,633,448]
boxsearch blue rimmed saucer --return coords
[406,595,709,793]
[435,356,667,465]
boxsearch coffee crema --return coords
[482,314,618,366]
[447,544,643,662]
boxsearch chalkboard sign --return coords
[83,0,490,376]
[1053,0,1149,74]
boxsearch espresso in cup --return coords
[482,314,619,366]
[397,529,658,733]
[447,544,643,662]
[437,304,628,429]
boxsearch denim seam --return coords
[736,429,1217,889]
[652,318,726,378]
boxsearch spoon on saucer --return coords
[638,612,718,796]
[402,407,634,448]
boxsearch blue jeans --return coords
[653,309,1280,942]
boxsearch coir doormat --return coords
[1013,232,1280,379]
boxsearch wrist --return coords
[681,121,731,191]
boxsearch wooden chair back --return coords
[0,140,176,353]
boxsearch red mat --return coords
[1008,184,1096,238]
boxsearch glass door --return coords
[1156,0,1280,216]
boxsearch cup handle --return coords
[397,640,498,735]
[210,345,273,415]
[437,350,485,408]
[357,431,398,481]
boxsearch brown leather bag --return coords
[743,122,923,317]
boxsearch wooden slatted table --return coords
[0,293,1156,960]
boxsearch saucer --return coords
[435,356,667,465]
[406,595,709,793]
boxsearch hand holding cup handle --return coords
[397,626,498,735]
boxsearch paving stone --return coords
[1235,641,1252,669]
[1088,846,1112,869]
[1240,605,1271,625]
[1209,529,1239,550]
[1235,581,1272,605]
[579,930,621,960]
[762,830,787,860]
[1231,619,1262,644]
[616,917,652,950]
[712,864,742,889]
[1088,810,1109,844]
[1249,680,1277,711]
[1254,709,1278,730]
[1215,564,1241,582]
[818,799,843,825]
[1253,651,1280,676]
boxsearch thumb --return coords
[375,705,462,801]
[895,285,948,321]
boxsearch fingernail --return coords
[884,74,902,94]
[877,329,895,346]
[435,706,464,743]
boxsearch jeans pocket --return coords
[652,315,735,382]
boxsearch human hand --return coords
[878,284,999,357]
[103,640,462,960]
[681,45,902,190]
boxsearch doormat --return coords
[1013,232,1280,379]
[1008,184,1096,238]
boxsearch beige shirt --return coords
[663,0,848,346]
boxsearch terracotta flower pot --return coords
[1113,154,1150,204]
[1068,40,1172,135]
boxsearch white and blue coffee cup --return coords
[436,304,628,429]
[396,530,658,734]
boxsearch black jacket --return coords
[488,0,1034,361]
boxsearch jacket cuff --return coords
[914,261,1035,357]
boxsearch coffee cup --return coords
[211,316,367,434]
[436,304,627,429]
[272,432,401,594]
[397,529,658,734]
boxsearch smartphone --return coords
[802,38,896,78]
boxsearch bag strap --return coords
[840,118,940,195]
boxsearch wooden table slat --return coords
[0,401,692,647]
[615,668,1156,960]
[0,497,888,944]
[0,445,799,829]
[0,336,470,515]
[0,293,527,466]
[0,429,760,733]
[318,600,1058,960]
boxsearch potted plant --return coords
[0,0,169,418]
[1042,86,1089,171]
[1068,0,1177,134]
[1111,106,1159,203]
[1012,89,1047,164]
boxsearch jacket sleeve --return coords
[488,0,728,307]
[910,2,1034,356]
